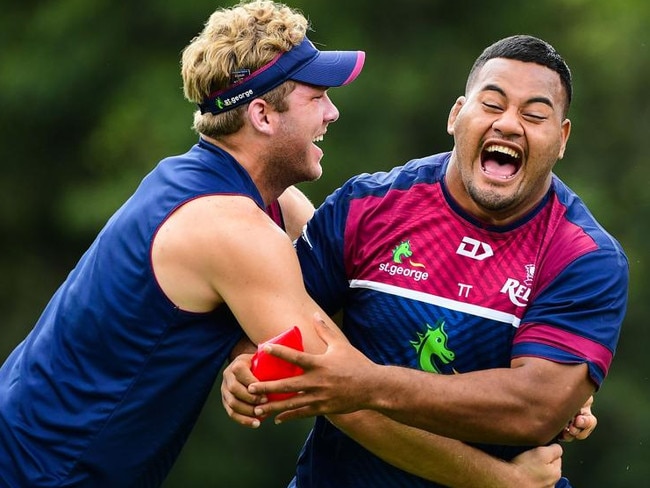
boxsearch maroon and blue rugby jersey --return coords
[292,151,628,488]
[0,139,270,487]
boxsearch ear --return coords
[558,118,571,159]
[247,98,275,135]
[447,96,466,135]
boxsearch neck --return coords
[201,134,283,207]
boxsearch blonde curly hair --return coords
[181,1,309,138]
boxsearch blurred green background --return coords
[1,0,648,486]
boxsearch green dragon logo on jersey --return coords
[392,240,425,267]
[411,320,456,374]
[392,240,413,263]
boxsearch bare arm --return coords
[368,357,593,445]
[248,318,595,445]
[156,194,566,485]
[276,185,314,241]
[222,350,563,487]
[152,194,331,351]
[330,411,563,488]
[211,210,542,486]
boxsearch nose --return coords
[492,107,523,137]
[324,93,340,123]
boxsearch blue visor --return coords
[198,37,365,115]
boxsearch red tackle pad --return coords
[250,326,304,401]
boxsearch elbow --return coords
[524,420,564,445]
[514,405,568,445]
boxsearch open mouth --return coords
[481,144,522,180]
[313,134,324,143]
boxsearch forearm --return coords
[367,366,532,444]
[329,411,522,488]
[365,361,592,445]
[249,322,593,445]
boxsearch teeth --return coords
[313,135,324,143]
[485,144,520,159]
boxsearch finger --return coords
[221,378,265,416]
[273,405,316,424]
[558,431,574,442]
[546,443,563,462]
[571,414,591,431]
[223,404,262,428]
[559,419,581,442]
[260,314,346,366]
[550,445,563,480]
[252,392,313,418]
[581,412,598,434]
[559,424,583,442]
[248,376,303,399]
[578,410,597,430]
[221,357,269,430]
[221,376,266,410]
[260,343,315,369]
[571,416,596,440]
[220,385,263,428]
[562,412,597,441]
[230,354,258,383]
[549,458,562,488]
[223,362,266,406]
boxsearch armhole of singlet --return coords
[265,200,286,231]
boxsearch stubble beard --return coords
[265,143,320,193]
[466,179,518,213]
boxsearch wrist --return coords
[358,364,387,411]
[368,365,406,413]
[498,461,526,488]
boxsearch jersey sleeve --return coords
[295,183,354,315]
[512,247,629,387]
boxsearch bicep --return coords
[510,356,594,421]
[211,209,329,354]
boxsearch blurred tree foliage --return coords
[1,0,648,486]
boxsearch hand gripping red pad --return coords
[250,326,304,401]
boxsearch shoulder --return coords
[152,194,289,311]
[164,194,284,250]
[550,177,627,258]
[328,152,451,203]
[532,180,629,298]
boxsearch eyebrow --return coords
[481,83,555,109]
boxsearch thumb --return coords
[546,443,563,463]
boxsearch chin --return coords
[309,164,323,181]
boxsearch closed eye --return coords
[483,102,503,111]
[523,113,548,122]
